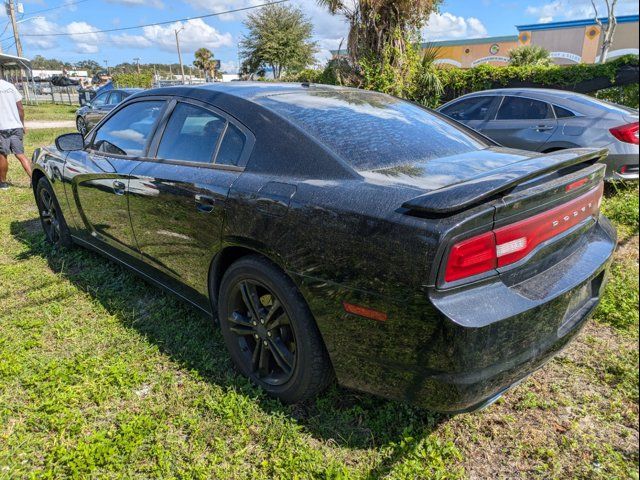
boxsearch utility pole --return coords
[175,27,186,84]
[133,57,141,74]
[7,1,24,58]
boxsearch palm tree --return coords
[318,0,440,66]
[508,46,553,67]
[193,48,216,81]
[413,44,444,107]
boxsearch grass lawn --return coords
[24,104,78,123]
[0,129,638,479]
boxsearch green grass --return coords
[24,104,78,122]
[0,131,638,478]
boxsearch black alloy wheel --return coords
[36,177,72,247]
[218,256,333,403]
[228,279,296,385]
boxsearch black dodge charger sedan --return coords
[31,83,616,412]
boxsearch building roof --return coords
[422,35,518,48]
[331,35,519,56]
[0,53,31,68]
[517,14,639,32]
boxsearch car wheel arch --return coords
[208,243,290,313]
[31,168,48,195]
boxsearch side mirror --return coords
[55,133,85,152]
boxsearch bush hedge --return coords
[291,55,639,108]
[111,73,154,89]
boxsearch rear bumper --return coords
[304,216,617,413]
[603,152,639,181]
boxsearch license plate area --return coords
[558,271,604,336]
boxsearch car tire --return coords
[76,116,87,136]
[218,255,333,403]
[35,177,73,248]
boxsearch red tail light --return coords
[444,182,604,283]
[610,122,639,145]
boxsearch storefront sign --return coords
[471,56,510,66]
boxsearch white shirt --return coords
[0,79,23,131]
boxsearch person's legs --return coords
[0,153,8,184]
[10,129,31,179]
[0,130,9,186]
[14,153,32,178]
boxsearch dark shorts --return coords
[0,129,25,156]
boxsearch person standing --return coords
[0,78,31,190]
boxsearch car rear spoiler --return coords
[401,148,608,215]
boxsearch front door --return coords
[480,96,558,151]
[128,100,251,301]
[65,99,167,258]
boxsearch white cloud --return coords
[66,21,106,54]
[526,0,639,23]
[23,18,60,50]
[423,12,488,42]
[113,18,233,53]
[106,0,164,7]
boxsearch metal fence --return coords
[15,77,211,106]
[18,82,81,106]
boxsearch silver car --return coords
[437,88,639,180]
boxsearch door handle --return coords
[113,180,126,195]
[194,194,221,213]
[533,125,554,132]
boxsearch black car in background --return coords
[31,83,616,412]
[75,88,143,135]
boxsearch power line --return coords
[22,0,289,37]
[25,0,92,16]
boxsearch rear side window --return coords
[259,90,486,171]
[157,103,226,164]
[497,97,553,120]
[92,100,165,156]
[442,97,495,121]
[107,92,122,105]
[216,123,246,167]
[553,105,576,118]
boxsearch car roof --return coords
[449,88,588,102]
[120,88,144,94]
[140,82,353,102]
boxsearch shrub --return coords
[508,45,553,67]
[111,73,153,89]
[286,54,639,109]
[595,83,639,109]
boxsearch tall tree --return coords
[591,0,619,63]
[318,0,440,66]
[193,48,217,81]
[240,4,317,80]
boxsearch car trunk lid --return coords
[401,148,607,215]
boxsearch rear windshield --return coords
[258,89,487,171]
[568,94,638,115]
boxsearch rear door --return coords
[64,99,167,258]
[439,96,499,132]
[128,99,253,299]
[481,96,558,151]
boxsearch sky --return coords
[1,0,638,73]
